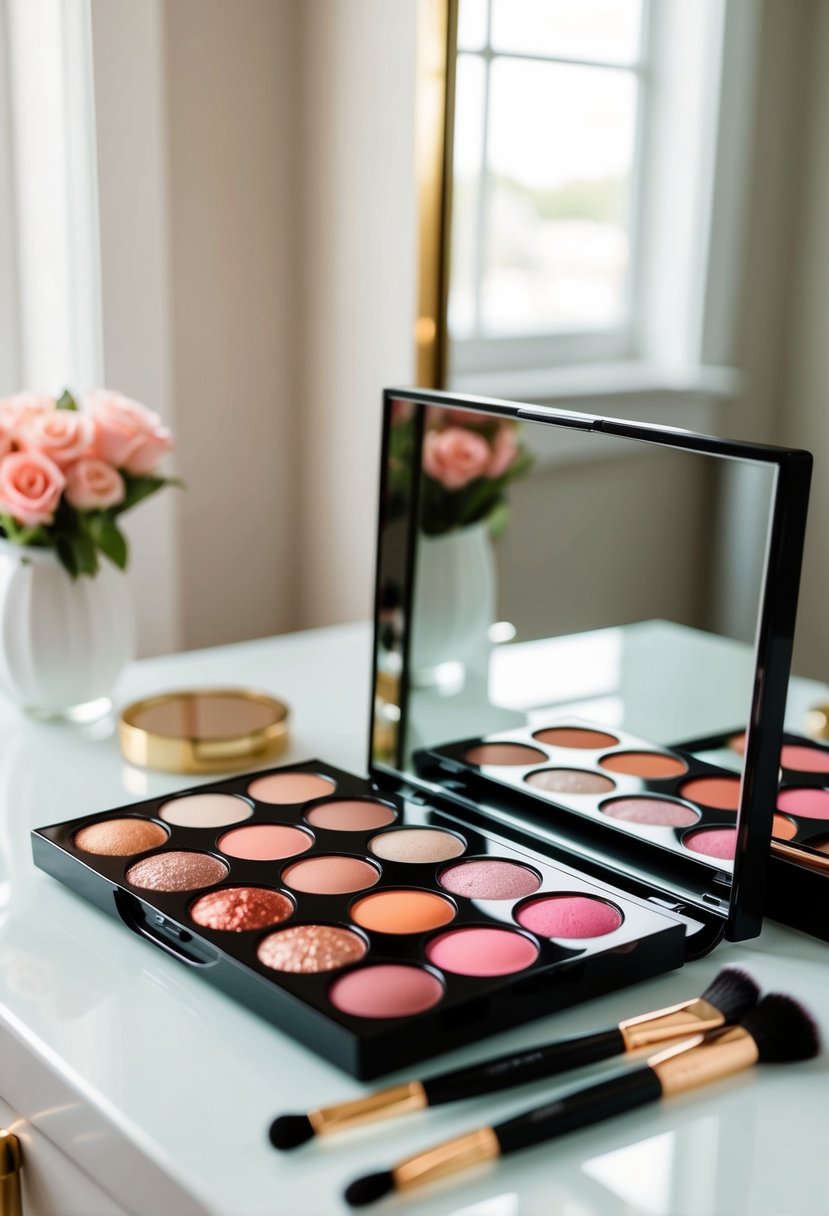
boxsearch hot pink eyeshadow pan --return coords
[426,927,538,977]
[328,965,443,1018]
[777,788,829,819]
[780,745,829,774]
[516,895,622,939]
[683,827,737,860]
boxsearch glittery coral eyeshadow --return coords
[190,886,293,931]
[257,924,366,974]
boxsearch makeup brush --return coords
[270,966,757,1150]
[344,992,820,1208]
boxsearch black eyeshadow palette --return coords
[420,719,745,874]
[677,727,829,942]
[33,760,688,1079]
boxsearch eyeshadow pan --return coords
[190,886,293,931]
[426,927,538,977]
[599,751,687,779]
[683,827,736,860]
[305,799,396,831]
[439,859,540,901]
[463,743,547,766]
[369,828,466,864]
[73,817,168,856]
[600,796,699,828]
[218,823,313,861]
[159,793,252,829]
[350,889,455,934]
[532,727,619,749]
[282,856,380,895]
[780,744,829,774]
[679,776,741,811]
[247,771,336,804]
[126,850,228,892]
[772,814,798,841]
[525,768,615,795]
[258,924,367,974]
[516,894,623,939]
[777,788,829,819]
[329,964,443,1018]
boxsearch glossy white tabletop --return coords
[2,621,828,1216]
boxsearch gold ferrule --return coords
[650,1025,759,1097]
[393,1127,500,1192]
[619,997,724,1051]
[0,1131,22,1216]
[308,1082,427,1136]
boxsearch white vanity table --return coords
[2,620,828,1216]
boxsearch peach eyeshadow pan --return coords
[304,800,396,831]
[74,817,168,856]
[281,855,380,895]
[350,889,455,934]
[218,823,313,861]
[248,772,336,804]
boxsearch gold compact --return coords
[118,689,290,774]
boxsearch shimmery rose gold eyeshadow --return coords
[464,742,547,766]
[532,727,619,749]
[190,886,293,931]
[248,771,336,804]
[74,817,168,856]
[526,768,615,795]
[257,924,366,974]
[127,851,228,892]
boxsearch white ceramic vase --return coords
[0,537,136,717]
[410,520,496,679]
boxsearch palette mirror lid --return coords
[369,389,811,943]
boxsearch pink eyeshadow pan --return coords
[777,788,829,820]
[439,859,540,901]
[218,823,313,861]
[426,927,538,977]
[516,895,622,939]
[305,800,396,831]
[683,827,736,860]
[328,964,443,1018]
[281,855,380,895]
[780,745,829,774]
[601,797,699,828]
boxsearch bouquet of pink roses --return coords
[388,402,531,537]
[0,389,177,577]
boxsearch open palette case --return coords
[32,390,811,1078]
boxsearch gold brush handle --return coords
[0,1130,22,1216]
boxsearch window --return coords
[450,0,648,377]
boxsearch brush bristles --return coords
[269,1114,314,1151]
[743,994,821,1063]
[345,1171,394,1208]
[701,966,760,1024]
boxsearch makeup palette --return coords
[678,727,829,941]
[33,760,687,1078]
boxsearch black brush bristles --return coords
[742,993,821,1063]
[701,966,761,1025]
[345,1171,394,1208]
[269,1114,314,1151]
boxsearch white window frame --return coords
[0,1,20,394]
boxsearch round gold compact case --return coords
[118,688,290,774]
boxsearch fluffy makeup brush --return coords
[344,992,819,1208]
[270,966,758,1150]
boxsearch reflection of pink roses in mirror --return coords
[423,427,492,489]
[488,423,518,479]
[391,398,414,424]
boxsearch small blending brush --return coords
[270,967,758,1150]
[344,993,820,1208]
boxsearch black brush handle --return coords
[423,1027,624,1106]
[495,1065,662,1155]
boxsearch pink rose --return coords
[0,450,65,527]
[0,393,55,433]
[423,426,492,489]
[84,390,174,474]
[488,424,518,479]
[65,459,125,511]
[20,409,94,467]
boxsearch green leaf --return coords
[114,474,183,515]
[72,529,99,577]
[88,514,128,570]
[56,534,79,579]
[57,389,78,411]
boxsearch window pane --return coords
[482,59,637,335]
[457,0,488,52]
[492,0,644,66]
[448,54,486,337]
